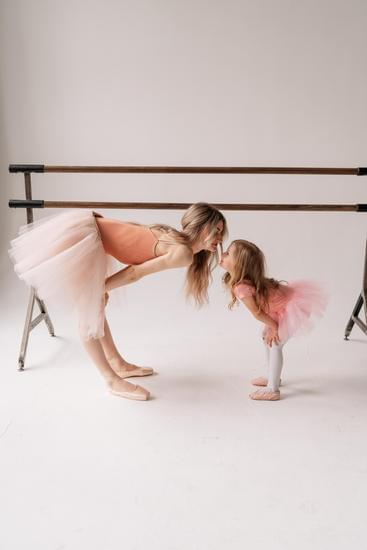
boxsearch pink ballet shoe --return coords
[249,389,280,401]
[251,377,268,387]
[108,358,154,379]
[118,365,154,379]
[109,383,150,401]
[251,377,282,387]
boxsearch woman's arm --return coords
[105,245,193,292]
[240,295,280,346]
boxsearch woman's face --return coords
[201,220,225,252]
[219,243,236,272]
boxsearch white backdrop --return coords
[1,4,367,550]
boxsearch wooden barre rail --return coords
[8,164,367,175]
[8,200,367,212]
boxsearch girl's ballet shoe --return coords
[251,377,268,387]
[109,383,150,401]
[249,389,280,401]
[251,377,282,387]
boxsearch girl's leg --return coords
[99,316,154,378]
[251,334,270,386]
[267,342,284,392]
[263,334,270,367]
[249,341,285,401]
[80,334,150,400]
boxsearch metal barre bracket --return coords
[9,165,45,173]
[9,200,44,208]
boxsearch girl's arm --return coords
[105,245,193,292]
[240,295,280,346]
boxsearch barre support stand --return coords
[344,239,367,339]
[17,172,55,371]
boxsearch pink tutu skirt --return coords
[9,210,109,340]
[275,280,328,341]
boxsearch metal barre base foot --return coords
[18,288,55,371]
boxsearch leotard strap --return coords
[148,227,179,257]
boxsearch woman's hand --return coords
[264,324,280,347]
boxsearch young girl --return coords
[220,239,327,401]
[9,203,227,401]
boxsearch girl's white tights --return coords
[263,337,286,392]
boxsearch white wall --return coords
[1,0,366,333]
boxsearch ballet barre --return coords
[8,163,367,370]
[8,164,367,175]
[8,199,367,212]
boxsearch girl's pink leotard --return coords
[94,214,158,265]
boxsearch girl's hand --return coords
[239,295,281,347]
[265,325,280,347]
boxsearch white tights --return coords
[263,336,286,392]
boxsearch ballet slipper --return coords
[119,364,154,378]
[109,381,150,401]
[117,365,154,379]
[251,377,282,387]
[249,389,280,401]
[251,377,268,387]
[108,358,154,379]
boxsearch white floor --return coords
[1,272,367,550]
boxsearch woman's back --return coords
[95,215,158,265]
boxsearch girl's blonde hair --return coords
[151,202,228,305]
[222,239,281,310]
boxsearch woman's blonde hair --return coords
[151,202,228,305]
[222,239,281,310]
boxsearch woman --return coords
[9,203,227,400]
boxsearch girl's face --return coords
[220,244,236,272]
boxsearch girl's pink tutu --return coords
[235,279,328,341]
[272,281,328,341]
[9,210,109,340]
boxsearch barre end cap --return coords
[9,164,45,173]
[9,200,45,208]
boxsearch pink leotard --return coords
[94,214,159,265]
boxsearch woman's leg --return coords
[99,316,154,378]
[80,333,150,400]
